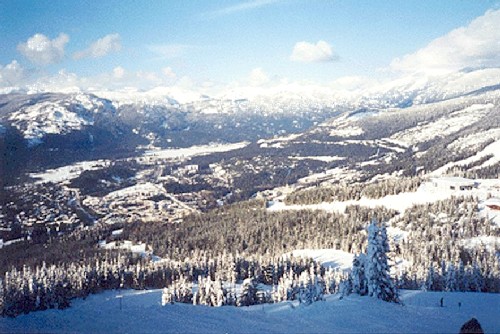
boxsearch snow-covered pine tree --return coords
[323,268,337,295]
[237,278,257,306]
[365,219,399,303]
[445,263,458,292]
[351,254,367,295]
[339,276,352,298]
[298,271,313,305]
[161,287,174,306]
[213,277,225,307]
[469,262,484,292]
[424,264,437,291]
[0,278,4,316]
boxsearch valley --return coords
[0,39,499,334]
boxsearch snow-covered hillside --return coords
[5,93,114,145]
[2,289,498,333]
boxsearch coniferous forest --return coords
[1,184,499,316]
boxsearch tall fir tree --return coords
[365,220,399,303]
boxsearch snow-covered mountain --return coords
[2,93,115,146]
[1,68,499,142]
[1,67,500,182]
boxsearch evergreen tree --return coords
[351,254,367,295]
[238,278,257,306]
[0,279,4,316]
[424,264,437,291]
[445,263,458,292]
[365,220,399,303]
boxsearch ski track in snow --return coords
[2,289,499,333]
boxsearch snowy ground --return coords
[1,289,498,333]
[29,159,110,184]
[144,141,249,160]
[269,178,500,221]
[287,249,354,271]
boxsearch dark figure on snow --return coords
[440,297,443,307]
[459,318,484,334]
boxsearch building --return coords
[431,177,478,191]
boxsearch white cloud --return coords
[73,33,121,60]
[0,60,26,87]
[17,33,69,65]
[248,67,270,86]
[290,40,338,63]
[162,67,177,79]
[391,9,500,74]
[202,0,281,18]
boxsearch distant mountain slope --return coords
[1,67,500,185]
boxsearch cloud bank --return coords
[17,33,69,65]
[290,40,338,63]
[391,9,500,74]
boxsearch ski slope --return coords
[1,289,498,333]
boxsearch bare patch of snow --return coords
[286,249,354,271]
[269,179,497,214]
[144,141,249,160]
[29,159,110,184]
[291,156,345,163]
[329,125,364,137]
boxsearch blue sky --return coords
[0,0,499,92]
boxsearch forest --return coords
[1,184,499,316]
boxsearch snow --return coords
[29,160,110,184]
[297,167,362,185]
[447,128,500,153]
[100,240,148,255]
[7,94,110,143]
[287,249,354,271]
[257,133,301,144]
[95,86,204,106]
[431,139,500,176]
[258,134,301,148]
[111,229,124,236]
[9,101,92,140]
[105,182,164,199]
[291,156,345,163]
[391,103,494,146]
[27,161,106,184]
[2,289,499,333]
[387,226,409,243]
[461,236,500,252]
[269,179,500,215]
[329,125,364,138]
[269,183,453,214]
[0,237,24,249]
[144,141,249,160]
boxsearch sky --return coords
[1,0,500,94]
